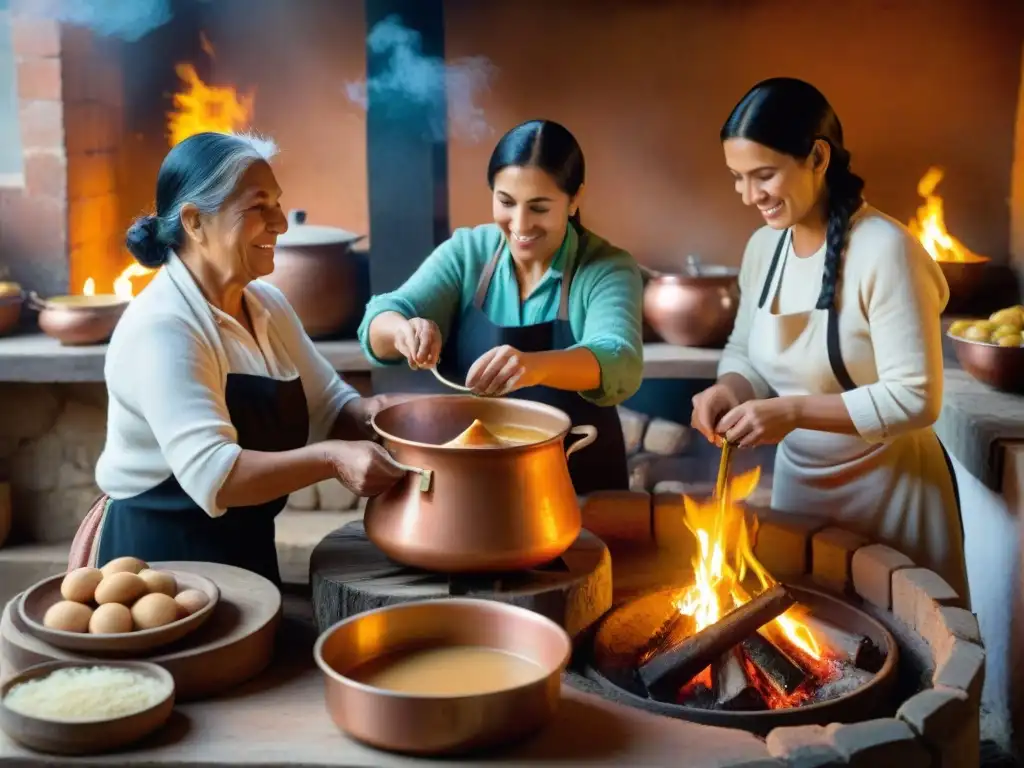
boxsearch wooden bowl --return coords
[314,598,572,756]
[0,660,174,755]
[948,332,1024,393]
[18,568,220,655]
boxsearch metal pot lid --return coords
[276,209,365,247]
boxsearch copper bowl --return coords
[313,598,571,756]
[643,262,739,348]
[365,395,595,572]
[29,293,128,346]
[937,256,989,312]
[948,331,1024,392]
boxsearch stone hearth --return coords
[576,490,988,767]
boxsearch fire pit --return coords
[585,583,897,735]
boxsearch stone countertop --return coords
[0,591,774,768]
[0,334,724,383]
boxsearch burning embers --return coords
[588,467,888,718]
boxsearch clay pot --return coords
[260,210,366,339]
[364,395,597,572]
[28,293,128,346]
[642,257,740,348]
[0,285,23,336]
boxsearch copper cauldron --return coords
[314,598,571,755]
[642,257,739,348]
[260,210,366,339]
[365,395,597,572]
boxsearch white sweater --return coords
[95,253,359,517]
[718,206,949,444]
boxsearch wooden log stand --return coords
[309,522,613,639]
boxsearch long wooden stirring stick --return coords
[714,439,734,503]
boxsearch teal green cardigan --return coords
[357,223,644,407]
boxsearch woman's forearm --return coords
[531,348,602,392]
[367,311,410,362]
[718,372,758,405]
[785,394,859,435]
[215,444,333,509]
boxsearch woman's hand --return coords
[322,440,406,496]
[691,383,740,444]
[465,345,542,396]
[715,398,797,448]
[393,318,442,369]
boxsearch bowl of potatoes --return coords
[18,557,220,655]
[947,305,1024,392]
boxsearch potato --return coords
[60,567,103,603]
[131,593,179,630]
[997,334,1022,348]
[964,324,992,342]
[993,324,1020,340]
[100,556,148,577]
[94,571,147,605]
[138,569,177,598]
[989,308,1023,329]
[43,601,93,633]
[948,320,972,337]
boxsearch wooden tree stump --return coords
[310,521,612,639]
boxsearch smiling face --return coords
[722,137,826,230]
[491,165,579,264]
[183,160,288,283]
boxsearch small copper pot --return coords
[642,258,739,348]
[949,332,1024,392]
[313,598,571,756]
[259,210,366,339]
[0,293,23,336]
[365,395,596,572]
[29,293,128,346]
[937,256,990,313]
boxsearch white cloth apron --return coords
[746,231,968,600]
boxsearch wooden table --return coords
[0,593,775,767]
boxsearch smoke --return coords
[17,0,211,42]
[346,15,497,144]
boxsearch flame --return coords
[908,167,987,264]
[672,467,824,704]
[166,37,254,147]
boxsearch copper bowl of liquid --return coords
[313,598,572,756]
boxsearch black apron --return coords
[96,373,310,585]
[758,231,964,537]
[438,234,629,495]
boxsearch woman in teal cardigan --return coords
[357,120,644,494]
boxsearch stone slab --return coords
[811,526,869,594]
[752,508,829,579]
[852,543,915,610]
[826,718,931,767]
[0,336,724,383]
[892,568,963,641]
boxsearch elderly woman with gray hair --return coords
[69,132,405,585]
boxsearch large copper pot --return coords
[365,395,597,572]
[28,293,128,346]
[260,210,366,339]
[314,598,571,756]
[642,257,739,348]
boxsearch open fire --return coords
[81,37,254,299]
[617,467,884,713]
[908,166,989,265]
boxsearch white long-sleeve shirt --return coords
[95,252,359,517]
[718,206,949,444]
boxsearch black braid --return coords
[815,147,865,310]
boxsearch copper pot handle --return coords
[565,425,598,459]
[392,461,434,493]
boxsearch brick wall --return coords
[0,12,67,298]
[60,27,125,296]
[0,6,126,302]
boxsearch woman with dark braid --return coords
[691,78,967,598]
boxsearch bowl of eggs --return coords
[18,557,220,655]
[947,304,1024,393]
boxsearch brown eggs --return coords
[138,569,177,597]
[60,567,103,603]
[174,588,210,618]
[94,571,148,606]
[89,602,133,634]
[43,600,93,633]
[130,593,180,630]
[41,558,213,637]
[100,556,148,577]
